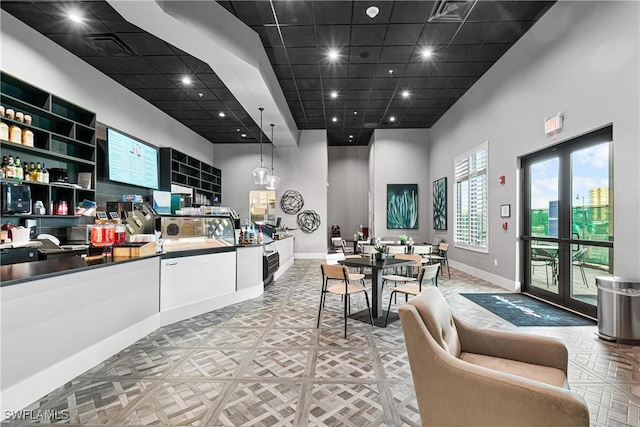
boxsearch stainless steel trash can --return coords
[596,276,640,344]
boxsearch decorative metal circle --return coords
[280,190,304,214]
[297,210,321,233]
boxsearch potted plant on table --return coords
[374,245,387,261]
[399,234,408,245]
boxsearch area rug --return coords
[460,293,595,327]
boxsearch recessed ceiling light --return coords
[328,49,339,61]
[389,116,396,122]
[181,77,192,85]
[241,133,247,138]
[332,117,338,122]
[218,112,226,118]
[353,111,358,115]
[349,135,354,139]
[365,6,380,18]
[388,69,394,75]
[421,48,433,58]
[68,13,83,23]
[198,92,204,98]
[330,91,338,99]
[237,128,241,132]
[402,90,410,98]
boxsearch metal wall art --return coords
[280,190,304,214]
[433,177,447,230]
[297,210,321,233]
[387,184,418,229]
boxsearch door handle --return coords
[165,261,178,266]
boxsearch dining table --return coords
[339,256,416,326]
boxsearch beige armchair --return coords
[399,288,590,427]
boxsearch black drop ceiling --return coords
[1,0,556,146]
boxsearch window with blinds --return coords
[454,142,488,251]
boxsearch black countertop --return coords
[0,254,160,288]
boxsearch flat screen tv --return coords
[107,127,159,189]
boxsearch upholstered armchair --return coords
[399,288,590,427]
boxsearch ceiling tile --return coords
[144,56,191,74]
[439,45,480,62]
[350,25,387,46]
[319,64,348,78]
[110,74,147,89]
[389,1,435,23]
[372,78,400,90]
[348,47,382,64]
[419,22,461,45]
[199,74,227,88]
[347,78,374,90]
[135,74,175,88]
[272,1,313,25]
[351,1,394,24]
[431,63,466,77]
[291,64,321,79]
[251,26,284,47]
[458,62,494,76]
[384,24,424,46]
[180,55,214,74]
[506,1,555,21]
[280,26,317,47]
[117,33,175,56]
[226,1,274,26]
[424,77,451,89]
[348,64,377,78]
[452,22,499,45]
[346,90,371,100]
[298,90,323,101]
[466,1,517,22]
[486,21,536,44]
[296,78,322,90]
[286,47,319,64]
[312,1,353,25]
[45,33,105,57]
[380,46,413,63]
[272,65,294,79]
[470,44,511,62]
[110,57,159,74]
[323,78,348,90]
[315,25,350,48]
[403,62,436,77]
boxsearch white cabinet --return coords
[160,251,236,312]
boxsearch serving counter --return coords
[0,216,295,415]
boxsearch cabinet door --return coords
[160,252,236,311]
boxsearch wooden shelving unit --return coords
[159,148,221,205]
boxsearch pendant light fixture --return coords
[251,107,271,185]
[265,123,280,190]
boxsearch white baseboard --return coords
[448,260,519,292]
[294,253,325,259]
[274,258,294,280]
[1,315,159,415]
[159,285,263,326]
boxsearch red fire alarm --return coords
[499,175,506,185]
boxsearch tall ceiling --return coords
[1,0,556,146]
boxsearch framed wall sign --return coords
[500,204,511,218]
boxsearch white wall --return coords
[214,130,328,256]
[328,146,368,240]
[0,12,214,164]
[370,129,431,243]
[429,0,640,285]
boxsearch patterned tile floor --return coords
[3,260,639,426]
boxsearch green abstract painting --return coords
[433,177,447,230]
[387,184,418,229]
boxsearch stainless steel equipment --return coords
[596,276,640,344]
[1,183,31,213]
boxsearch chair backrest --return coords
[340,239,353,253]
[394,254,422,267]
[431,237,442,247]
[386,245,406,255]
[330,224,341,237]
[573,247,587,261]
[401,287,461,357]
[361,244,376,255]
[321,263,349,281]
[421,263,440,282]
[413,245,432,255]
[325,252,346,265]
[438,242,449,253]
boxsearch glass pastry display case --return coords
[161,215,236,253]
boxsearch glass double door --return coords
[522,127,613,318]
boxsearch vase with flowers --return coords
[399,234,408,245]
[374,245,387,261]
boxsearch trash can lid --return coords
[596,276,640,289]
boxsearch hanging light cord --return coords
[259,107,264,165]
[270,124,275,173]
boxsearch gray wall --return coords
[327,146,368,241]
[0,12,214,164]
[214,130,328,256]
[370,129,431,243]
[429,0,640,286]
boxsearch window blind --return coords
[454,142,488,251]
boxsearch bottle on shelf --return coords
[22,128,34,147]
[0,156,6,179]
[14,157,23,180]
[6,156,15,179]
[0,121,9,141]
[9,124,22,144]
[41,162,49,184]
[29,162,36,180]
[23,164,30,182]
[35,162,42,182]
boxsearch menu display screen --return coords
[107,128,159,189]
